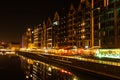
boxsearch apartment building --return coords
[46,17,53,49]
[32,0,120,49]
[22,27,33,48]
[58,8,68,48]
[33,24,43,48]
[53,11,60,48]
[100,0,120,48]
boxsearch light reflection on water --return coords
[19,55,79,80]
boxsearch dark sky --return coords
[0,0,79,43]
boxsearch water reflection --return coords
[19,55,79,80]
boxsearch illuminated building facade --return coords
[75,0,91,48]
[33,24,43,48]
[43,21,47,49]
[67,4,76,47]
[46,17,53,49]
[33,26,38,48]
[100,0,120,48]
[22,27,33,48]
[33,18,53,49]
[53,11,60,48]
[31,0,120,49]
[74,0,120,48]
[58,8,68,48]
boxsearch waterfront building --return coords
[46,17,53,49]
[58,8,68,48]
[43,21,47,49]
[100,0,120,48]
[33,24,43,48]
[22,27,33,49]
[67,4,76,47]
[29,0,120,49]
[75,0,91,48]
[52,11,60,48]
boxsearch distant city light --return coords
[1,41,5,45]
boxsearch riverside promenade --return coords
[16,51,120,80]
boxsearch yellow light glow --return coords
[48,67,52,72]
[28,28,31,31]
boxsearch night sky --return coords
[0,0,80,43]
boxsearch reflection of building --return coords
[32,61,53,80]
[20,57,78,80]
[32,61,76,80]
[29,0,120,49]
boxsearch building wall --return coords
[33,24,43,48]
[53,11,60,48]
[43,21,47,49]
[46,17,53,49]
[100,0,120,48]
[59,8,68,48]
[67,4,76,47]
[22,28,33,49]
[32,0,120,49]
[75,0,91,48]
[33,26,39,48]
[9,42,21,50]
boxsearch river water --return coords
[0,54,116,80]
